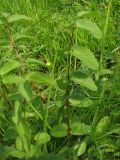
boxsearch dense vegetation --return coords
[0,0,120,159]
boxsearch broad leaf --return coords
[0,145,13,160]
[34,132,50,145]
[1,12,10,18]
[29,154,64,160]
[18,81,32,102]
[69,95,93,107]
[29,72,56,86]
[7,14,32,23]
[13,33,32,42]
[78,11,89,17]
[51,123,67,138]
[0,19,3,25]
[16,122,31,153]
[77,141,87,157]
[98,69,113,76]
[12,101,20,125]
[72,46,99,70]
[76,19,102,39]
[8,92,23,101]
[16,136,23,151]
[22,112,36,118]
[57,79,68,90]
[26,58,47,67]
[2,75,24,84]
[22,135,31,153]
[96,116,110,133]
[10,150,25,158]
[0,60,21,76]
[16,121,30,137]
[4,126,17,140]
[72,71,97,91]
[71,122,91,135]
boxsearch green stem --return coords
[65,27,76,136]
[99,1,111,70]
[44,45,58,131]
[91,81,106,130]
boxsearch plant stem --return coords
[99,1,111,70]
[44,44,58,132]
[5,25,26,67]
[65,27,76,136]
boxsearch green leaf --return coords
[51,123,67,138]
[7,14,32,23]
[22,112,36,118]
[29,72,56,86]
[96,116,110,133]
[12,100,20,125]
[18,81,32,102]
[108,127,120,135]
[69,95,93,107]
[57,79,68,90]
[10,150,25,158]
[71,122,91,135]
[22,135,31,153]
[0,19,3,25]
[13,33,32,42]
[77,141,87,157]
[16,121,30,137]
[78,11,90,17]
[76,19,102,39]
[16,122,31,153]
[26,58,47,67]
[16,136,23,151]
[0,145,13,160]
[1,12,10,19]
[98,69,113,76]
[29,154,64,160]
[72,71,97,91]
[4,126,17,140]
[2,75,24,84]
[8,92,23,101]
[72,46,99,70]
[34,132,50,145]
[0,60,21,76]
